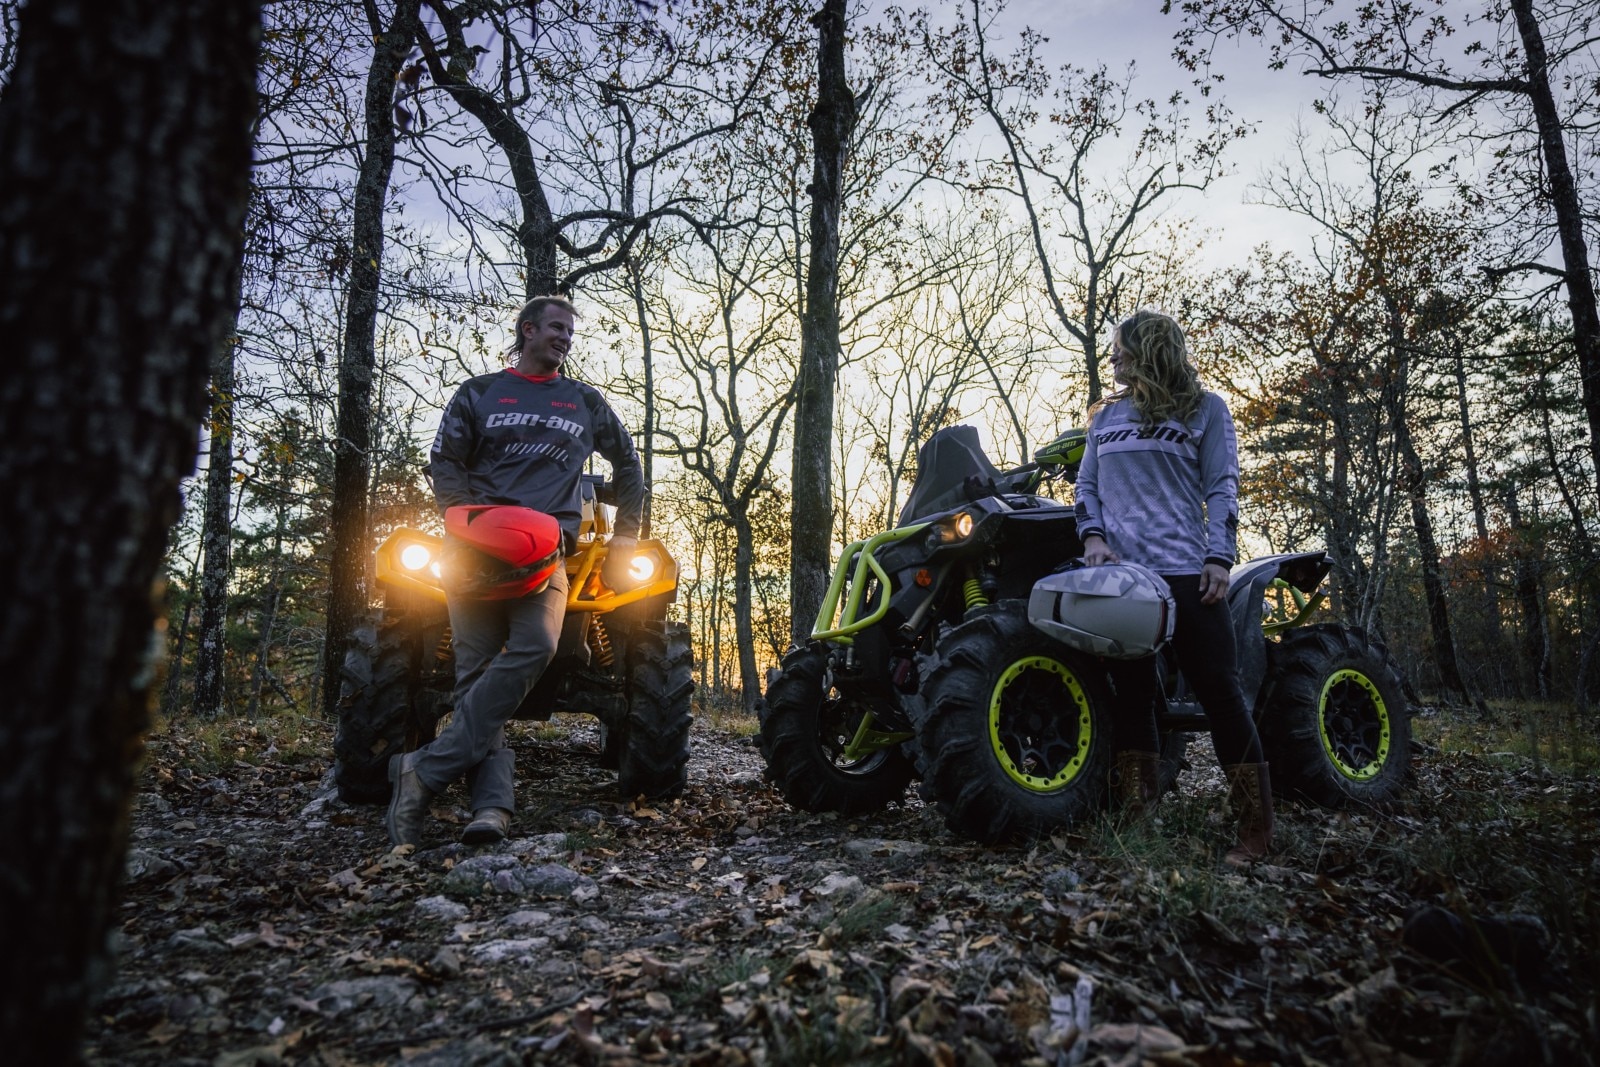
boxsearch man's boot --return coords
[461,807,512,846]
[1222,762,1275,866]
[1111,749,1162,822]
[386,752,433,848]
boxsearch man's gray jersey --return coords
[428,369,646,549]
[1073,392,1239,574]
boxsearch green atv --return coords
[759,425,1411,843]
[333,474,694,804]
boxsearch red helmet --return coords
[443,505,563,600]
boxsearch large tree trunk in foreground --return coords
[323,0,423,718]
[791,0,856,643]
[0,1,259,1061]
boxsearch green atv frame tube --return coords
[805,523,932,762]
[811,522,930,642]
[1318,667,1391,780]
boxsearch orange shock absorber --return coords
[591,616,614,668]
[434,625,454,664]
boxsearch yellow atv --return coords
[333,474,692,804]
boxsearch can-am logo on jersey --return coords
[485,411,584,436]
[1094,425,1190,446]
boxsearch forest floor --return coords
[87,705,1598,1067]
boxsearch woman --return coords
[1073,309,1272,866]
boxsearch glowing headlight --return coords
[629,553,657,583]
[400,543,433,571]
[932,512,975,545]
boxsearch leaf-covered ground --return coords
[88,711,1598,1066]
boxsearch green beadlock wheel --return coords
[988,655,1094,792]
[1317,667,1391,781]
[1263,624,1411,807]
[920,602,1115,843]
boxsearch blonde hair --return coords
[1091,309,1204,427]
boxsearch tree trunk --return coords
[1509,0,1600,485]
[628,253,655,535]
[0,1,258,1060]
[1398,427,1475,706]
[733,515,762,715]
[161,543,203,718]
[193,338,237,717]
[1504,483,1552,699]
[791,0,856,643]
[1453,347,1502,645]
[323,0,422,718]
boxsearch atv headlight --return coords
[931,512,975,545]
[400,543,433,571]
[629,552,657,583]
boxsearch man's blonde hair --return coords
[1092,309,1204,427]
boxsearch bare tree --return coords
[322,0,424,720]
[1171,0,1600,485]
[922,0,1247,404]
[790,0,858,644]
[0,0,259,1058]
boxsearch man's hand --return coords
[1199,562,1231,605]
[1082,534,1119,566]
[601,536,638,592]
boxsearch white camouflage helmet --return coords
[1027,561,1176,659]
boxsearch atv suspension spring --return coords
[434,626,454,663]
[591,617,614,667]
[963,576,988,611]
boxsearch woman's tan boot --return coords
[1222,762,1274,866]
[1111,749,1162,822]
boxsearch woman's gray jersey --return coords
[1073,392,1239,573]
[427,369,646,546]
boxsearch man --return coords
[387,294,647,847]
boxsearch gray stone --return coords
[125,848,179,884]
[442,856,598,901]
[812,872,865,899]
[167,927,225,954]
[469,938,550,965]
[499,909,553,929]
[843,838,929,861]
[302,976,419,1017]
[415,895,470,921]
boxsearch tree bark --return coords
[1504,484,1552,699]
[0,1,258,1059]
[419,0,559,296]
[193,338,237,717]
[323,0,422,719]
[1509,0,1600,483]
[161,543,203,718]
[791,0,856,643]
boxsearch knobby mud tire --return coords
[333,613,427,805]
[1261,623,1411,808]
[759,646,914,815]
[919,603,1115,843]
[617,622,694,800]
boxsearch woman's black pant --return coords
[1101,573,1264,767]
